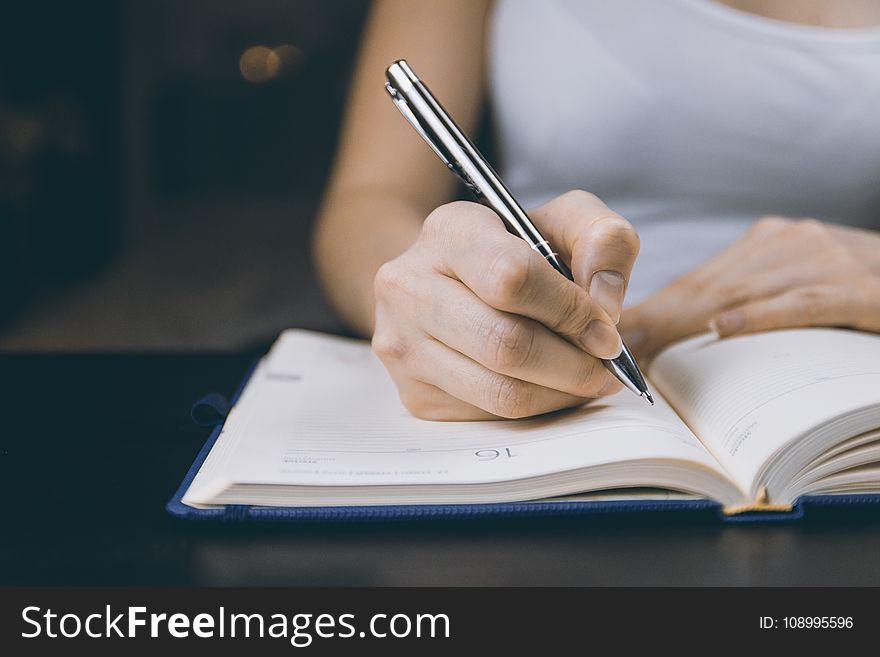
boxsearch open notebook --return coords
[171,328,880,521]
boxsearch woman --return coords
[313,0,880,420]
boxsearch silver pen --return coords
[385,59,653,405]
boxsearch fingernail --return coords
[589,270,626,324]
[580,320,623,358]
[711,311,745,336]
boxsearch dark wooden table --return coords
[3,351,880,586]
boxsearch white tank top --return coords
[489,0,880,304]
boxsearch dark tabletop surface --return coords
[3,349,880,586]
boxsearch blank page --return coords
[650,329,880,497]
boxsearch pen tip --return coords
[643,391,655,406]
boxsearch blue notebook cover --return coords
[167,358,880,524]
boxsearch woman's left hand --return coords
[619,216,880,363]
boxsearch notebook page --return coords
[183,330,731,503]
[649,329,880,496]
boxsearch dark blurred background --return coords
[0,0,372,350]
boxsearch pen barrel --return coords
[532,243,574,282]
[604,343,649,397]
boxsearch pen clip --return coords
[385,82,454,167]
[385,81,483,198]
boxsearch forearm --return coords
[313,188,425,337]
[309,1,489,336]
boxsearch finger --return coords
[529,190,640,323]
[428,202,621,359]
[408,336,591,419]
[618,216,869,361]
[424,274,622,398]
[709,283,880,337]
[395,379,498,421]
[374,330,493,420]
[616,218,830,361]
[712,218,866,302]
[376,330,541,420]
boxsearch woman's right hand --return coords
[372,190,640,420]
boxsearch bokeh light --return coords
[239,44,304,83]
[239,45,279,84]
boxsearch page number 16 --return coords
[475,448,516,461]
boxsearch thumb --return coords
[529,190,640,324]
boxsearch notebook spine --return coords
[720,486,794,517]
